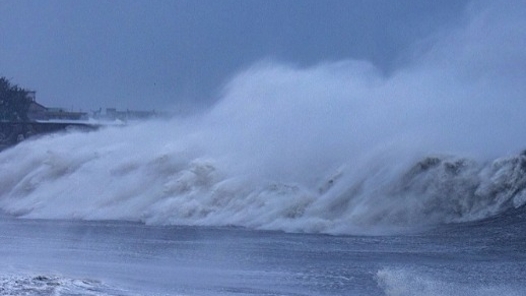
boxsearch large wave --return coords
[0,0,525,235]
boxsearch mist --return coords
[199,0,526,179]
[0,0,525,234]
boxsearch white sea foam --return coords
[0,0,525,234]
[0,274,133,296]
[376,267,525,296]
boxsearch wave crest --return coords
[1,129,526,235]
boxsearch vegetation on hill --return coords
[0,77,32,121]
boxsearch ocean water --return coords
[1,208,525,296]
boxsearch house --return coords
[27,100,48,121]
[26,92,87,121]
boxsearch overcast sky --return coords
[1,0,470,112]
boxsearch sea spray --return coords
[1,123,526,235]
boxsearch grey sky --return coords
[0,0,469,112]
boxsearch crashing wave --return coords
[2,135,526,235]
[0,274,131,296]
[358,151,526,226]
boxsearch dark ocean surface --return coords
[1,208,525,296]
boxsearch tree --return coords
[0,77,33,121]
